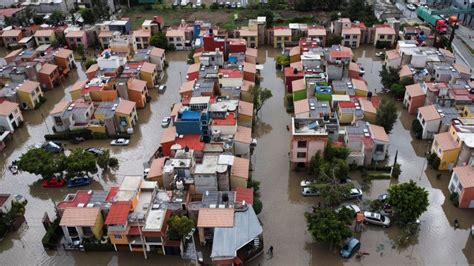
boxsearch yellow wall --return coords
[17,91,35,109]
[70,90,81,101]
[363,111,376,124]
[92,213,104,240]
[108,231,129,245]
[115,112,133,129]
[87,124,106,134]
[438,148,460,170]
[230,175,248,190]
[463,106,473,117]
[355,89,368,97]
[90,90,103,102]
[338,111,354,124]
[238,114,252,125]
[140,71,155,89]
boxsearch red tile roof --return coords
[106,187,119,202]
[175,134,205,151]
[57,191,92,209]
[211,113,236,125]
[235,187,254,205]
[105,201,131,225]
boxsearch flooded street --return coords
[0,46,473,265]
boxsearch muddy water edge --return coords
[0,47,472,265]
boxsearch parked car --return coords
[363,211,391,227]
[309,102,316,110]
[407,3,416,11]
[336,204,361,217]
[158,85,167,94]
[86,148,104,157]
[43,141,64,153]
[110,138,130,146]
[347,188,363,199]
[301,187,320,196]
[375,51,385,58]
[300,179,317,187]
[161,117,172,128]
[42,178,65,188]
[67,176,91,188]
[70,137,85,144]
[377,193,389,202]
[359,66,365,75]
[340,238,361,258]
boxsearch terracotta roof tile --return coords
[116,99,136,114]
[239,101,254,117]
[39,63,58,75]
[419,105,441,121]
[151,47,165,57]
[405,83,424,97]
[148,157,166,178]
[454,165,474,188]
[434,131,458,151]
[141,62,156,73]
[180,80,195,93]
[17,80,40,93]
[197,208,234,228]
[234,125,252,144]
[160,126,177,144]
[60,207,100,227]
[105,201,131,225]
[235,187,254,205]
[50,101,69,115]
[243,62,256,74]
[294,99,309,114]
[232,157,249,179]
[369,124,389,142]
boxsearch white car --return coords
[161,117,172,128]
[336,204,361,217]
[301,187,320,196]
[347,188,363,199]
[158,85,166,94]
[363,211,391,227]
[110,138,130,146]
[300,179,316,187]
[143,168,150,178]
[407,4,416,11]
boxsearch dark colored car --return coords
[340,238,361,258]
[67,176,91,188]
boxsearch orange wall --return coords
[128,90,146,108]
[459,188,474,208]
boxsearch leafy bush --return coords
[390,83,405,98]
[449,192,459,207]
[45,129,93,140]
[367,172,391,179]
[253,198,263,215]
[427,153,440,170]
[412,119,423,139]
[42,218,61,250]
[85,59,97,70]
[109,157,119,168]
[286,94,294,113]
[210,2,219,10]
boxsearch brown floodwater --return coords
[0,46,473,265]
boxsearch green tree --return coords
[390,83,405,98]
[17,148,65,179]
[379,64,400,89]
[308,151,323,177]
[317,183,352,206]
[150,32,169,50]
[324,141,350,162]
[253,198,263,214]
[333,159,349,181]
[33,15,44,25]
[276,55,290,67]
[391,163,402,178]
[251,86,273,115]
[64,149,97,178]
[327,35,343,46]
[167,215,194,240]
[80,9,95,25]
[427,153,440,170]
[84,59,97,70]
[210,2,219,10]
[412,118,423,139]
[75,45,85,60]
[400,77,414,86]
[247,176,260,194]
[97,149,110,169]
[376,98,398,134]
[305,208,352,250]
[50,10,65,24]
[387,180,429,226]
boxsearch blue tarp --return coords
[181,111,201,121]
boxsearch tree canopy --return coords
[305,208,352,249]
[150,32,169,50]
[63,149,97,178]
[387,180,429,226]
[251,86,273,114]
[18,148,65,179]
[376,98,398,134]
[379,65,400,89]
[167,215,194,240]
[80,9,95,25]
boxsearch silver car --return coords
[301,187,320,197]
[363,211,390,227]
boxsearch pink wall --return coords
[459,187,474,208]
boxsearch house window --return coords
[380,34,385,39]
[297,141,307,148]
[297,152,306,158]
[83,226,93,236]
[450,183,456,192]
[45,37,49,41]
[345,35,350,39]
[54,116,63,125]
[422,118,425,126]
[67,227,78,236]
[114,234,122,240]
[76,38,81,42]
[458,183,463,191]
[375,144,384,153]
[250,37,255,41]
[453,174,458,183]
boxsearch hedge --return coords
[357,165,392,172]
[367,173,391,179]
[83,242,115,251]
[293,90,307,101]
[45,129,92,141]
[42,218,62,250]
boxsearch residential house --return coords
[179,80,195,104]
[243,62,257,83]
[358,98,377,124]
[245,48,258,64]
[0,100,23,132]
[385,49,401,68]
[127,79,148,108]
[16,80,43,110]
[273,27,292,48]
[448,165,474,208]
[404,83,426,114]
[186,63,200,81]
[49,99,94,133]
[34,29,56,46]
[66,30,88,49]
[452,118,474,166]
[351,78,369,97]
[231,156,250,189]
[341,27,361,48]
[374,26,396,47]
[344,121,390,166]
[240,80,255,103]
[292,79,306,101]
[166,28,186,51]
[146,157,167,186]
[337,101,356,124]
[21,0,75,13]
[105,201,132,249]
[60,208,104,244]
[38,63,60,90]
[348,62,362,79]
[140,62,159,89]
[289,46,301,64]
[463,105,474,118]
[294,99,310,118]
[234,125,252,157]
[98,31,114,49]
[431,130,460,170]
[133,29,151,50]
[368,124,390,161]
[417,104,441,139]
[238,101,254,127]
[90,100,120,136]
[2,29,22,48]
[307,27,326,46]
[239,29,258,48]
[54,48,75,73]
[114,99,138,133]
[399,64,413,81]
[150,47,166,71]
[290,117,336,169]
